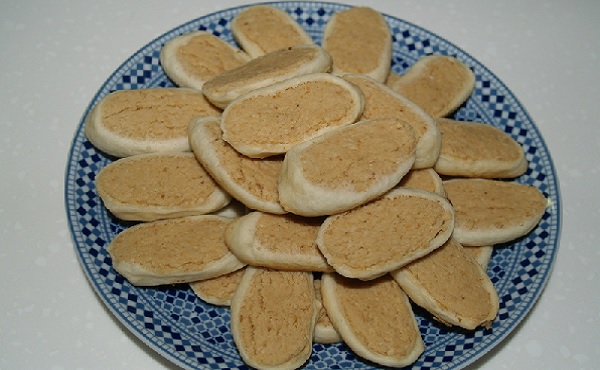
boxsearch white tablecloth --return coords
[2,1,598,368]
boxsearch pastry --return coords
[322,7,392,82]
[320,273,424,367]
[225,212,332,272]
[160,30,250,90]
[231,5,314,58]
[344,74,441,169]
[316,188,454,280]
[108,215,245,286]
[391,54,475,118]
[96,152,230,221]
[221,72,364,158]
[443,178,547,246]
[230,267,317,369]
[85,88,221,157]
[203,44,332,108]
[391,237,499,329]
[434,118,527,178]
[279,117,416,216]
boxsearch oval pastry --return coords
[230,267,317,370]
[391,54,475,118]
[107,215,245,286]
[322,6,392,82]
[316,188,454,280]
[221,72,364,158]
[391,237,499,330]
[189,267,246,307]
[96,152,230,222]
[434,118,527,178]
[230,5,314,58]
[279,117,416,216]
[443,178,548,246]
[320,273,424,367]
[464,245,494,271]
[160,31,251,90]
[395,168,446,196]
[202,44,332,109]
[313,279,342,344]
[84,88,221,157]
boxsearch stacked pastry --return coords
[85,5,548,369]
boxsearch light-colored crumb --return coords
[175,33,249,80]
[299,118,415,192]
[97,154,217,208]
[100,88,220,140]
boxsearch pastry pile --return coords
[86,5,547,368]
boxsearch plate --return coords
[65,2,561,369]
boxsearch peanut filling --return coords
[324,7,389,73]
[176,34,247,79]
[237,270,314,366]
[333,275,419,358]
[300,119,415,192]
[322,196,452,269]
[101,89,220,140]
[97,154,218,207]
[110,218,230,273]
[403,238,494,322]
[224,80,356,145]
[437,119,522,162]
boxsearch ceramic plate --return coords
[65,2,561,369]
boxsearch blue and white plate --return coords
[65,2,561,369]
